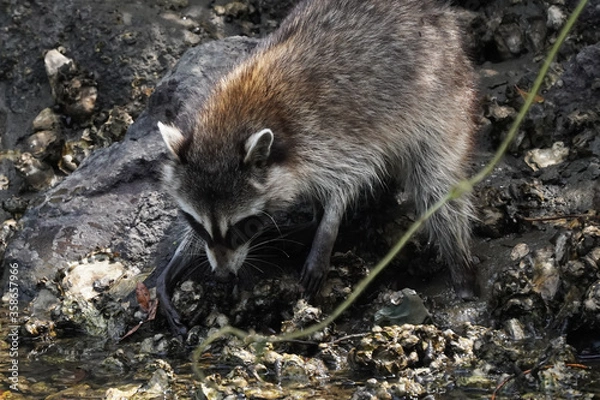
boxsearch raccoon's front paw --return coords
[449,260,479,301]
[453,270,479,301]
[157,285,188,338]
[300,260,328,298]
[163,306,188,339]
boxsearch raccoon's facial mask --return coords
[181,210,268,249]
[180,211,212,244]
[157,121,273,247]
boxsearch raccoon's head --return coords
[157,121,283,279]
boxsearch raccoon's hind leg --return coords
[405,153,477,299]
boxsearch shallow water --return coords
[2,315,599,399]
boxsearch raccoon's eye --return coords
[227,216,266,248]
[181,212,212,243]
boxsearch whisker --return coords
[259,210,282,236]
[184,231,207,256]
[249,244,292,258]
[249,236,305,251]
[248,228,266,243]
[246,255,286,269]
[179,258,210,282]
[243,260,265,274]
[265,220,316,237]
[257,245,292,257]
[187,246,206,258]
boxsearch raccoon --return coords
[157,0,478,335]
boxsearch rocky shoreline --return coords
[0,0,598,398]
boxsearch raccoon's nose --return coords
[213,269,236,282]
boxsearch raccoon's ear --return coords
[244,128,273,167]
[158,122,184,161]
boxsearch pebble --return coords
[511,243,530,261]
[14,152,55,190]
[44,49,73,79]
[0,174,8,190]
[32,107,61,131]
[524,141,569,171]
[25,130,61,159]
[547,5,566,30]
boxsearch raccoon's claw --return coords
[157,280,188,339]
[300,262,326,299]
[161,299,188,339]
[455,282,475,300]
[450,257,479,301]
[452,269,479,301]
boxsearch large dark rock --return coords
[1,37,258,301]
[548,43,600,113]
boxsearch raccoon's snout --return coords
[212,267,236,282]
[206,242,248,278]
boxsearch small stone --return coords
[64,83,98,119]
[214,2,251,18]
[524,142,569,171]
[120,31,137,45]
[44,49,75,102]
[95,106,133,146]
[0,174,8,190]
[588,247,600,265]
[583,281,600,313]
[511,243,530,261]
[14,152,56,190]
[25,130,61,159]
[44,49,98,119]
[504,318,527,340]
[366,378,379,388]
[0,219,17,254]
[58,139,92,173]
[32,107,61,131]
[105,385,140,399]
[487,101,516,122]
[44,49,73,79]
[532,251,560,302]
[495,22,524,59]
[63,257,126,301]
[143,368,172,396]
[547,6,566,30]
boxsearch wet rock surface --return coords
[1,36,258,302]
[1,0,599,398]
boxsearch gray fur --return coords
[160,0,478,305]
